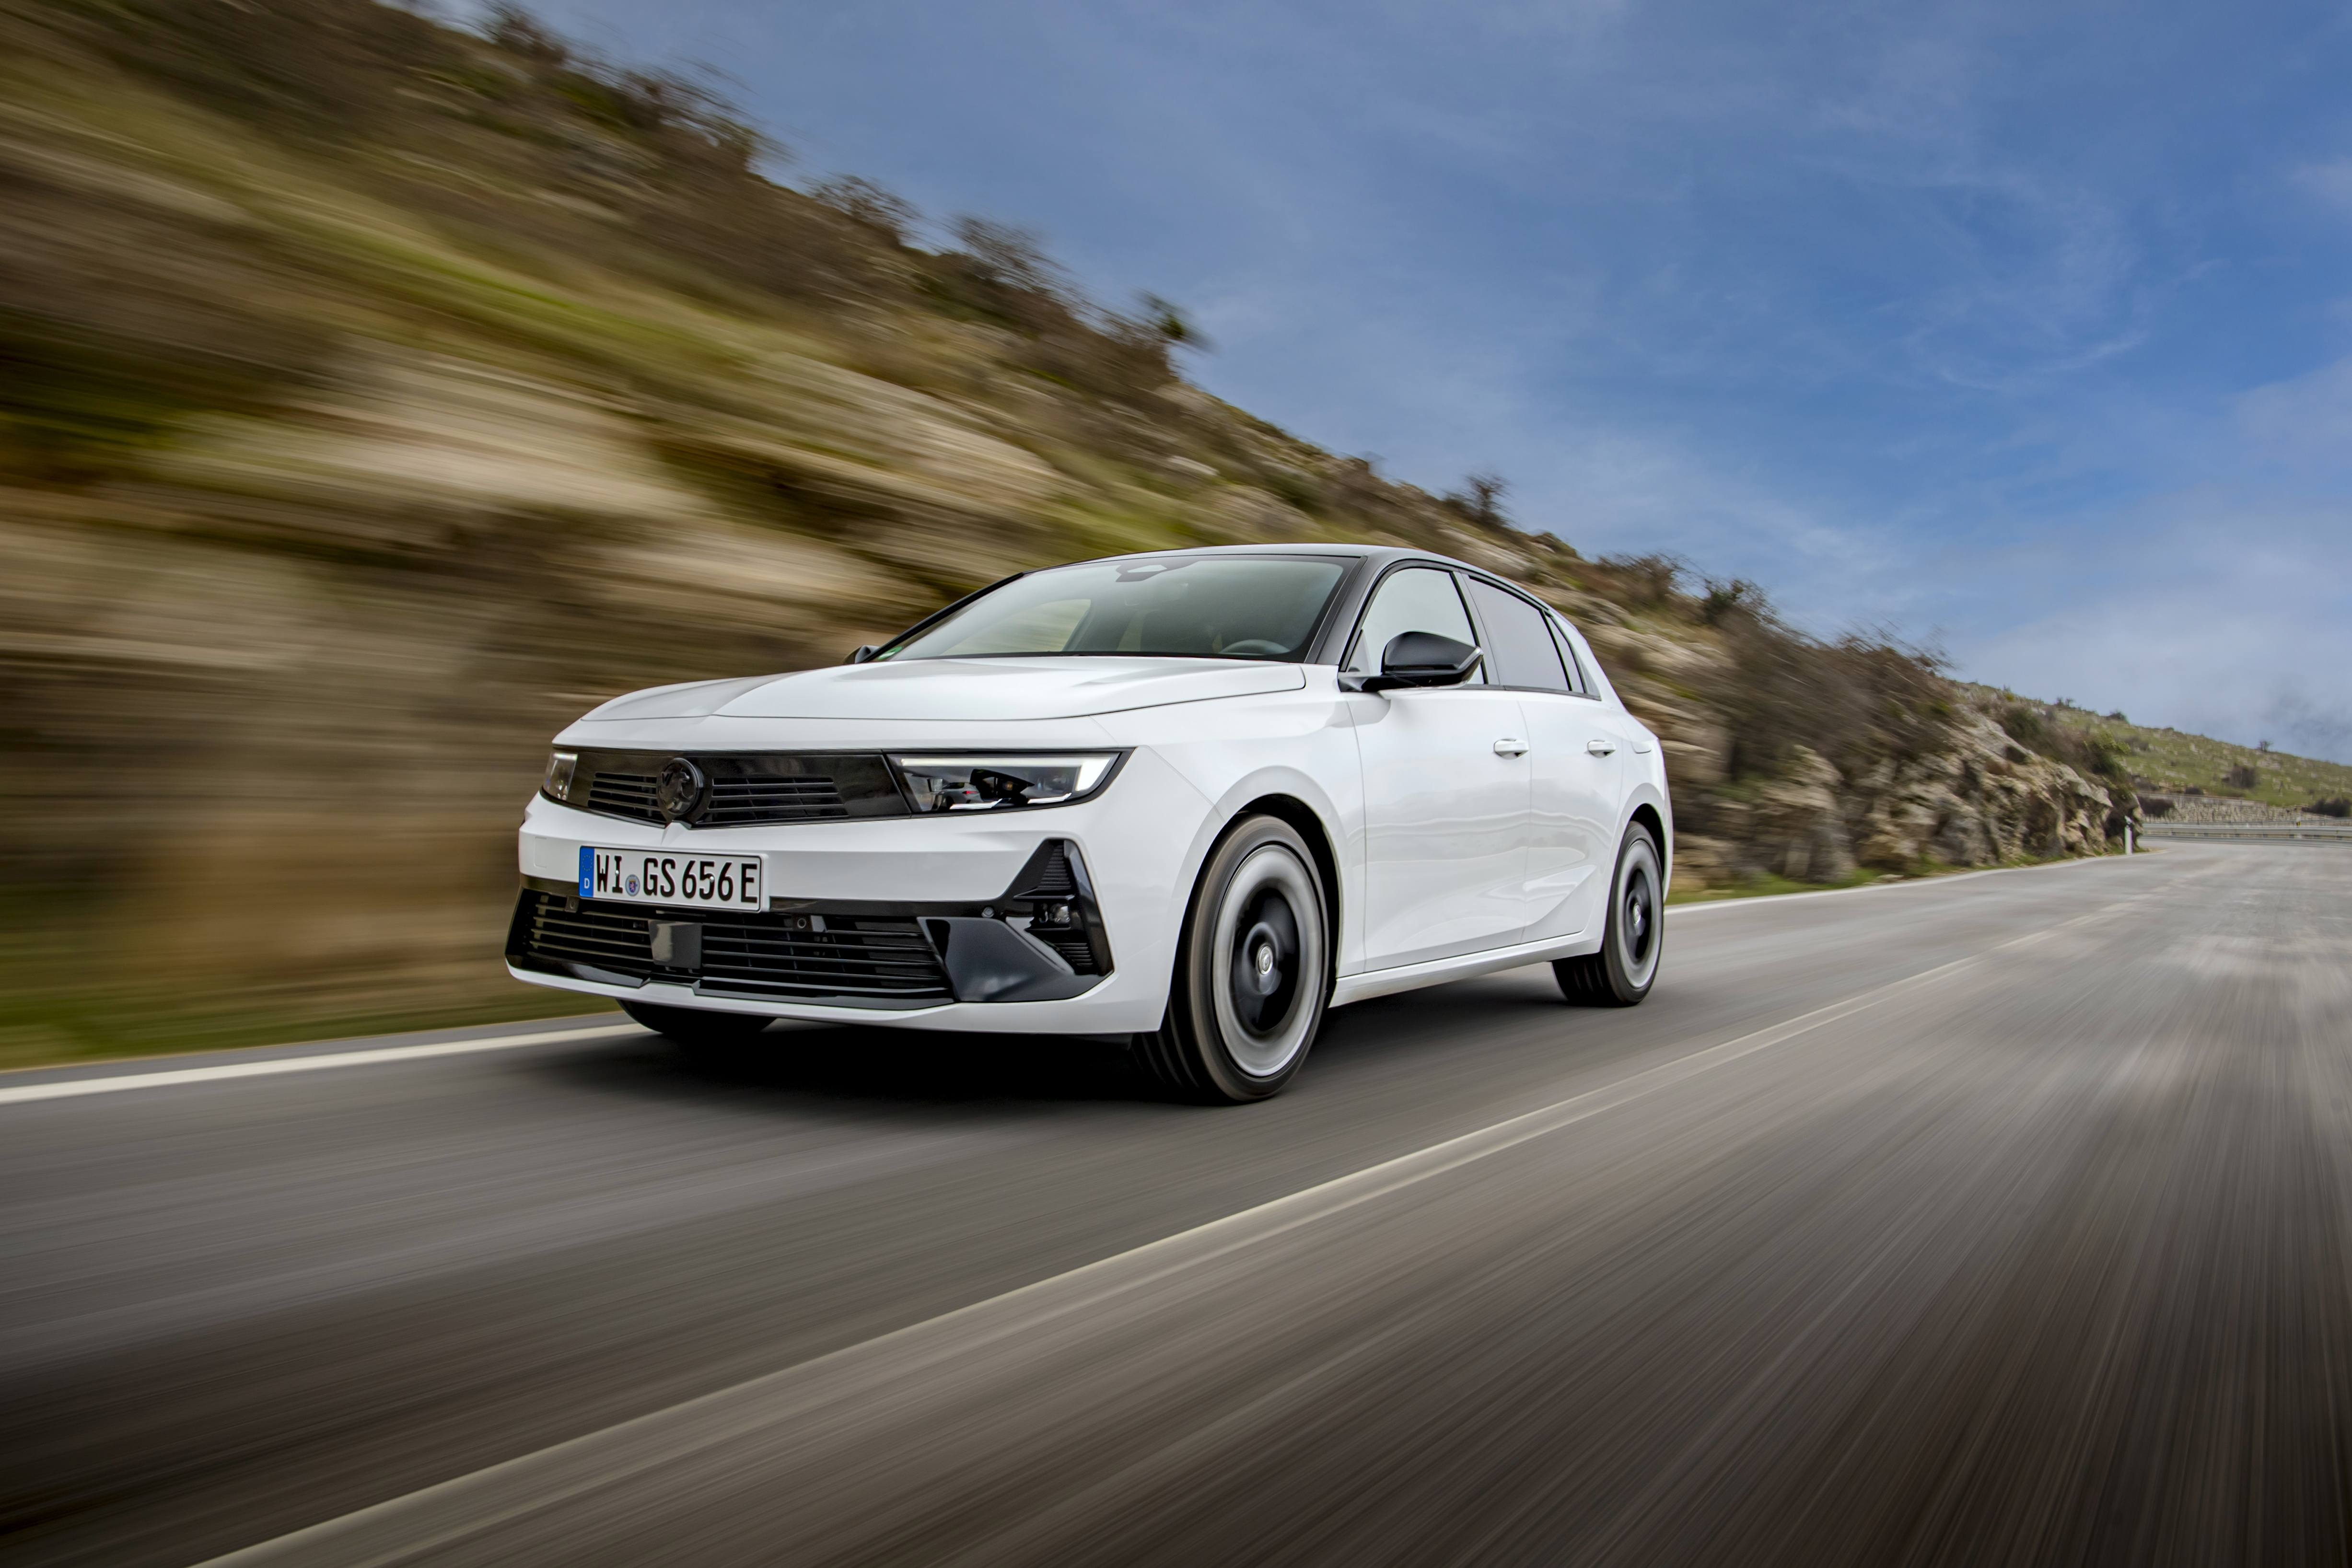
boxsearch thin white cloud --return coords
[1957,483,2352,759]
[2294,157,2352,216]
[2237,352,2352,465]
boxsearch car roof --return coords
[1075,541,1486,576]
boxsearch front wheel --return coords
[1554,824,1663,1006]
[1133,814,1330,1103]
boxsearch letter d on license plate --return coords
[578,846,763,910]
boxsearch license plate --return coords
[579,847,763,911]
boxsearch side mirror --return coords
[1362,631,1482,692]
[845,646,879,665]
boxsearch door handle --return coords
[1493,737,1529,757]
[1586,739,1617,756]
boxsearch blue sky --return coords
[526,0,2352,761]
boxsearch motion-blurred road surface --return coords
[3,842,2346,1566]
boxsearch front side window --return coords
[878,556,1348,662]
[1345,567,1487,683]
[1463,579,1573,693]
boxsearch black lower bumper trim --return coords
[506,837,1113,1007]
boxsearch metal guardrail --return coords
[2140,820,2352,840]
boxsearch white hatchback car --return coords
[510,545,1669,1100]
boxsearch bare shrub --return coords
[1442,472,1510,528]
[810,176,918,241]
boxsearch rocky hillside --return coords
[1956,690,2352,820]
[0,0,2135,1062]
[1560,600,2131,894]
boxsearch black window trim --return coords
[1454,570,1601,700]
[1544,613,1599,700]
[1335,558,1493,682]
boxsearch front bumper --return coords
[507,752,1206,1034]
[509,837,1106,1002]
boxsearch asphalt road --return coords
[3,841,2348,1566]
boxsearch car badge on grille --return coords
[655,757,707,824]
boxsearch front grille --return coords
[561,751,906,828]
[700,918,949,1000]
[586,771,662,824]
[517,895,654,975]
[702,775,848,825]
[508,891,951,1004]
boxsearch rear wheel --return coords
[1554,824,1663,1006]
[1134,815,1329,1103]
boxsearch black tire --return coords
[1133,814,1330,1103]
[622,999,772,1051]
[1554,824,1664,1007]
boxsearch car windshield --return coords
[876,556,1351,662]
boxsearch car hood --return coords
[583,658,1309,723]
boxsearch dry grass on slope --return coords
[1960,689,2352,817]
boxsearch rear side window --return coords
[1548,618,1591,695]
[1462,579,1572,693]
[1347,567,1487,683]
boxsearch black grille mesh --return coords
[519,896,654,972]
[1012,841,1096,973]
[700,918,946,999]
[1032,929,1097,974]
[1025,843,1079,897]
[575,762,862,826]
[511,892,950,1002]
[703,776,848,825]
[585,772,662,824]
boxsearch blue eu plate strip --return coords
[578,846,594,899]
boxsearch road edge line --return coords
[0,1025,647,1107]
[1667,848,2137,916]
[190,934,2042,1567]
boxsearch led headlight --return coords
[890,753,1122,813]
[542,750,579,802]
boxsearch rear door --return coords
[1346,566,1531,969]
[1459,579,1621,943]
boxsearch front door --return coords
[1347,567,1531,969]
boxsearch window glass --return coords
[1548,619,1591,695]
[881,556,1347,661]
[937,598,1089,657]
[1346,567,1485,682]
[1463,579,1572,692]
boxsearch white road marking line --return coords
[0,1024,645,1108]
[193,906,2117,1568]
[1666,846,2138,915]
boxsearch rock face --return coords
[1617,696,2122,897]
[1572,603,2131,895]
[1848,716,2117,865]
[2142,795,2308,824]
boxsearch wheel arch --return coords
[1230,792,1344,983]
[1625,791,1671,887]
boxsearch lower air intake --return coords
[506,892,952,1006]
